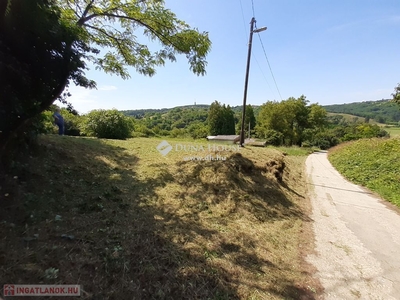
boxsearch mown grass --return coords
[0,136,320,299]
[329,138,400,207]
[385,126,400,137]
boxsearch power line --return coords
[249,0,283,100]
[239,0,278,100]
[254,56,278,100]
[255,32,283,101]
[238,0,248,40]
[251,0,255,17]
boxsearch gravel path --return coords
[306,152,400,300]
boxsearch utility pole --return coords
[240,18,266,146]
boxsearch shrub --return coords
[133,124,156,137]
[169,128,187,138]
[263,130,284,146]
[61,109,83,136]
[187,123,209,139]
[37,110,58,134]
[82,109,134,139]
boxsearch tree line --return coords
[37,95,390,150]
[323,99,400,124]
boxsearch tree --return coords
[308,104,327,128]
[256,96,310,145]
[1,0,89,159]
[392,83,400,104]
[58,0,211,78]
[285,95,310,145]
[1,0,211,160]
[207,101,235,135]
[237,105,256,136]
[255,101,286,141]
[256,96,328,146]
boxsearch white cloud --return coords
[65,85,98,114]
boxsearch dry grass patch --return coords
[0,136,320,299]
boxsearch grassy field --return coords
[329,138,400,208]
[0,136,320,299]
[327,112,383,125]
[385,126,400,137]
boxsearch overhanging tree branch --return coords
[83,23,131,62]
[80,12,186,53]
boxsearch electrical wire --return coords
[255,31,283,101]
[238,0,248,40]
[239,0,277,100]
[239,0,279,100]
[249,0,283,100]
[254,56,278,100]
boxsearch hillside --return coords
[0,136,320,299]
[121,104,261,118]
[329,138,400,207]
[121,104,211,118]
[323,99,400,124]
[123,99,400,126]
[326,112,384,125]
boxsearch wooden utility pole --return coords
[240,17,256,147]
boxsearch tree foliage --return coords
[81,109,134,139]
[323,99,400,124]
[58,0,211,77]
[207,101,235,136]
[0,0,211,160]
[237,105,256,135]
[256,95,317,146]
[0,0,90,158]
[392,83,400,105]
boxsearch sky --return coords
[67,0,400,114]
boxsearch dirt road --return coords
[306,152,400,300]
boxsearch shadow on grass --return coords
[0,136,316,299]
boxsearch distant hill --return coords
[121,104,210,118]
[121,104,261,118]
[122,100,400,124]
[323,99,400,124]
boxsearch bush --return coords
[82,109,134,139]
[61,109,83,136]
[263,130,284,146]
[187,122,209,139]
[314,131,339,149]
[36,110,58,134]
[133,124,156,137]
[169,128,187,138]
